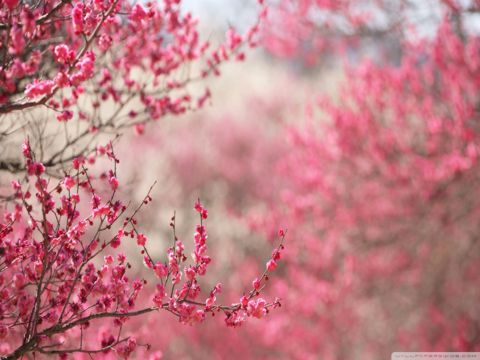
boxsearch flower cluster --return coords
[0,140,285,358]
[0,0,267,123]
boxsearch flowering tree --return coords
[0,0,287,358]
[250,20,480,357]
[264,0,480,66]
[0,143,285,358]
[0,0,266,174]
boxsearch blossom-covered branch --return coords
[0,140,285,358]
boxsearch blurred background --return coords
[112,0,480,359]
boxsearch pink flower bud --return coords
[137,233,147,246]
[266,259,277,271]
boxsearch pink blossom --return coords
[71,3,84,34]
[225,312,246,327]
[266,259,277,271]
[9,26,25,55]
[213,283,222,294]
[154,263,168,278]
[27,162,45,176]
[226,28,242,50]
[63,176,75,189]
[185,267,196,281]
[54,44,75,64]
[72,156,85,170]
[134,123,145,136]
[246,298,267,319]
[56,110,73,122]
[137,233,147,246]
[205,295,216,308]
[21,139,31,158]
[93,205,109,218]
[130,4,148,22]
[98,34,112,51]
[109,176,119,190]
[54,72,70,88]
[25,79,54,98]
[194,199,208,219]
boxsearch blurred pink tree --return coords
[138,1,480,358]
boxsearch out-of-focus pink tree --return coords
[249,21,480,358]
[264,0,480,66]
[131,1,480,358]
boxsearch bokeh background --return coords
[106,1,480,359]
[2,0,480,359]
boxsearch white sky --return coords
[182,0,257,31]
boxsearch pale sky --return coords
[182,0,257,32]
